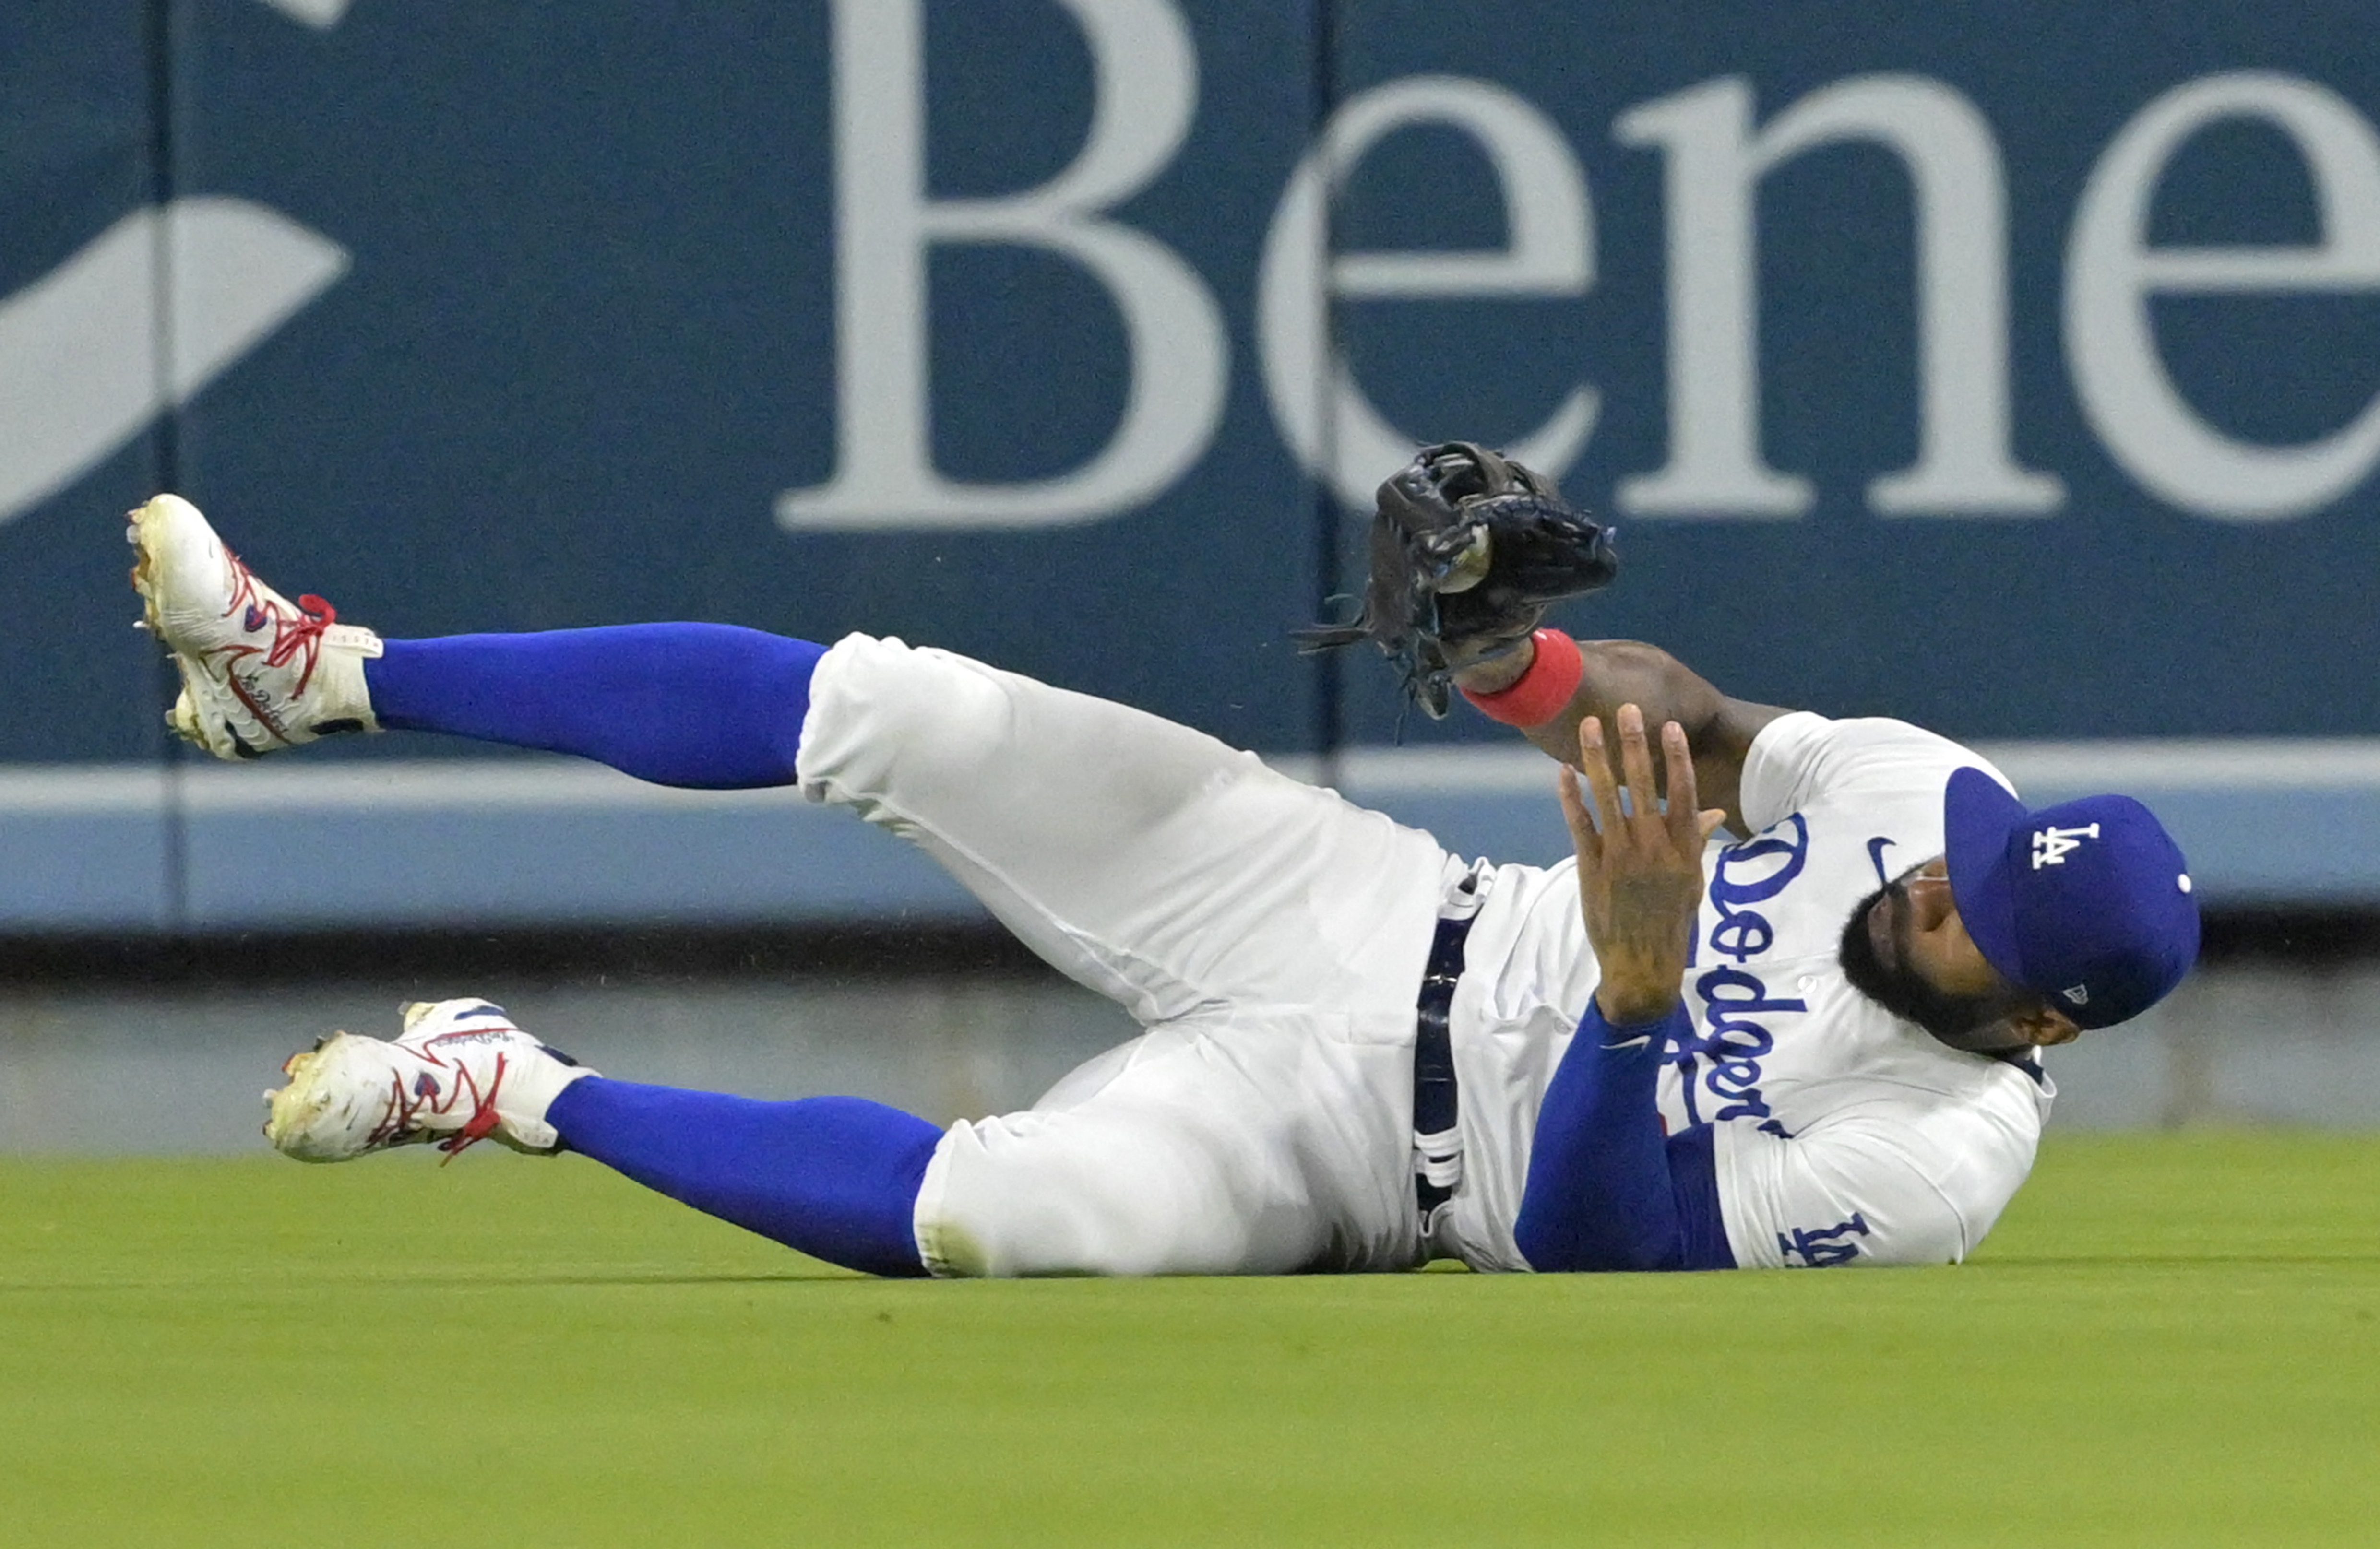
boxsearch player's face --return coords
[1838,858,2082,1053]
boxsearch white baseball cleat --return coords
[263,998,597,1163]
[127,492,384,759]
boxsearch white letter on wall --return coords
[1616,75,2061,519]
[2068,72,2380,520]
[778,0,1226,531]
[1258,77,1596,508]
[0,198,348,528]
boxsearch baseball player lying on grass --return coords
[125,445,2197,1276]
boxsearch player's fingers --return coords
[1616,703,1658,833]
[1575,714,1622,833]
[1557,764,1602,866]
[1697,807,1728,842]
[1661,720,1703,854]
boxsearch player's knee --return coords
[797,634,1022,803]
[913,1110,1292,1278]
[910,1120,1147,1278]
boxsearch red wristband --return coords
[1459,628,1584,727]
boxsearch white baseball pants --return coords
[795,634,1474,1276]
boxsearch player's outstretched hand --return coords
[1559,703,1727,1027]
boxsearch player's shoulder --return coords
[1749,710,1996,780]
[1740,711,2012,835]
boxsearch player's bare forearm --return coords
[1455,639,1790,834]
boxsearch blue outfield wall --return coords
[5,0,2380,928]
[5,745,2379,932]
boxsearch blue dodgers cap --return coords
[1941,767,2201,1029]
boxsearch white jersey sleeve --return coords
[1712,1090,2042,1267]
[1738,710,2014,842]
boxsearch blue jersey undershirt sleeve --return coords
[1514,1001,1737,1273]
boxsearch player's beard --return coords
[1836,880,2005,1044]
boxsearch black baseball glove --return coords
[1296,442,1618,718]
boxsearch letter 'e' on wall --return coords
[2067,72,2380,520]
[1257,76,1598,508]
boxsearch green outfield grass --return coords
[3,1135,2377,1547]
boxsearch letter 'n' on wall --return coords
[1614,75,2064,520]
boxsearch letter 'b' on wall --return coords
[777,0,1227,531]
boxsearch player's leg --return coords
[367,627,821,789]
[797,634,1459,1027]
[910,1006,1423,1276]
[266,998,941,1278]
[265,996,1423,1279]
[130,493,821,787]
[544,1080,938,1277]
[131,492,1459,1025]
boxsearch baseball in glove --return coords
[1296,442,1618,718]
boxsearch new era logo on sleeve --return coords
[2030,822,2100,868]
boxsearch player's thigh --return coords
[798,634,1454,1023]
[912,1015,1419,1277]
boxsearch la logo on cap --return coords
[2031,823,2100,869]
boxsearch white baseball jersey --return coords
[1440,712,2053,1272]
[796,635,2051,1277]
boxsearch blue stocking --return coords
[365,624,825,789]
[547,1080,941,1278]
